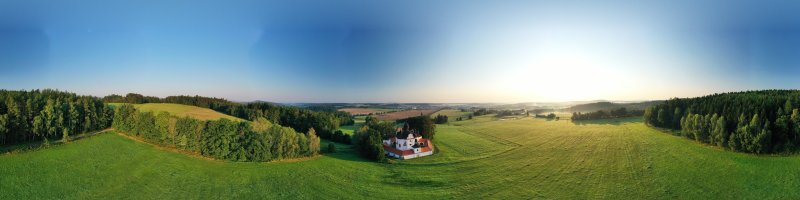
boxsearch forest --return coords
[0,89,113,145]
[103,93,353,144]
[571,108,644,120]
[113,104,319,161]
[565,101,661,113]
[644,90,800,153]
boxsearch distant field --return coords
[431,109,472,120]
[338,116,366,135]
[374,109,440,121]
[109,103,243,121]
[338,108,395,115]
[6,115,800,198]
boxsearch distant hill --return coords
[565,101,662,113]
[109,103,243,121]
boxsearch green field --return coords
[431,109,472,121]
[3,115,800,198]
[338,116,366,135]
[110,103,242,121]
[338,108,398,115]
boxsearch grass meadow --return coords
[3,115,800,198]
[109,103,242,121]
[338,116,366,135]
[431,109,472,121]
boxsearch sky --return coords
[1,0,799,103]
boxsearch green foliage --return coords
[103,94,353,145]
[327,142,336,153]
[10,116,800,198]
[434,114,448,124]
[645,90,800,153]
[330,130,351,144]
[712,116,727,147]
[250,117,272,132]
[61,128,70,142]
[0,89,112,145]
[175,116,200,150]
[307,128,320,156]
[431,109,472,122]
[473,108,491,116]
[353,120,394,162]
[572,107,644,120]
[792,109,800,144]
[0,114,7,143]
[113,105,317,162]
[657,108,669,127]
[403,116,436,140]
[533,113,555,119]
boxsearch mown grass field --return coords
[3,115,800,199]
[109,103,242,121]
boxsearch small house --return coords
[382,123,433,159]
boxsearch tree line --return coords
[0,89,113,145]
[113,104,319,161]
[535,113,558,120]
[644,90,800,153]
[473,108,492,116]
[571,108,644,120]
[102,93,353,144]
[397,116,436,140]
[434,114,448,124]
[330,130,351,144]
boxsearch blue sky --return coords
[1,0,799,103]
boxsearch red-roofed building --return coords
[382,123,433,159]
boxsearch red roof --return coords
[419,146,432,153]
[383,144,432,156]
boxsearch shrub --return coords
[327,143,336,153]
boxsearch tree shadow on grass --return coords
[380,165,448,188]
[0,129,113,154]
[320,140,375,163]
[570,117,644,126]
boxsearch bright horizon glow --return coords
[1,1,799,103]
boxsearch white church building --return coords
[382,123,433,159]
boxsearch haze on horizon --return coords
[1,0,799,103]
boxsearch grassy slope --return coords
[0,134,393,199]
[3,115,800,198]
[110,103,242,121]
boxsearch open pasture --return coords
[3,115,800,199]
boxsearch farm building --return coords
[382,123,433,159]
